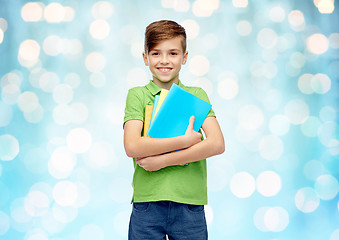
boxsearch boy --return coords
[123,20,225,240]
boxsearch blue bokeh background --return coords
[0,0,339,239]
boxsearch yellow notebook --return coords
[143,105,153,137]
[153,89,169,120]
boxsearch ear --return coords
[142,52,149,66]
[182,51,188,65]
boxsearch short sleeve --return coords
[123,88,144,128]
[197,88,216,118]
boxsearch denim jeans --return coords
[128,201,208,240]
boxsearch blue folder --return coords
[147,84,212,138]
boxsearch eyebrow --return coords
[151,48,180,51]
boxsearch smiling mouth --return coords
[157,67,172,73]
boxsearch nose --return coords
[160,55,169,64]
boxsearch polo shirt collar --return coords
[146,80,185,95]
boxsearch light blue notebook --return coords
[147,84,212,138]
[148,95,159,131]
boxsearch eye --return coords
[170,52,178,55]
[151,52,159,56]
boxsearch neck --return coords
[152,77,179,90]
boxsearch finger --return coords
[188,116,195,129]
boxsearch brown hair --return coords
[144,20,187,53]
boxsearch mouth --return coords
[157,67,172,73]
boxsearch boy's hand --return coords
[184,116,202,147]
[136,155,166,171]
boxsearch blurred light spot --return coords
[303,160,326,181]
[44,3,65,23]
[53,181,78,206]
[331,229,339,240]
[67,128,92,153]
[18,91,39,113]
[205,205,213,226]
[230,171,255,198]
[288,10,305,31]
[189,55,209,76]
[127,68,148,87]
[87,142,117,170]
[319,105,336,122]
[256,171,282,197]
[318,121,337,147]
[261,89,283,112]
[18,39,40,67]
[270,6,286,22]
[264,207,289,232]
[298,73,314,94]
[257,28,278,49]
[236,20,252,36]
[92,1,114,19]
[307,33,329,54]
[232,0,248,8]
[1,84,21,104]
[259,135,284,161]
[53,104,72,125]
[263,62,278,78]
[21,2,44,22]
[290,52,305,68]
[24,191,50,217]
[262,48,278,62]
[295,187,320,213]
[317,0,335,13]
[29,67,46,88]
[106,103,124,125]
[70,102,89,124]
[286,63,301,77]
[24,104,44,123]
[63,6,75,22]
[108,177,132,203]
[329,33,339,48]
[284,99,309,124]
[0,211,10,235]
[301,116,321,137]
[43,35,63,56]
[235,126,259,143]
[48,147,77,179]
[269,114,290,136]
[0,18,8,32]
[0,102,12,127]
[113,210,130,237]
[120,25,141,45]
[311,73,331,94]
[10,198,32,224]
[238,105,264,130]
[208,160,235,192]
[89,19,110,40]
[180,19,199,39]
[85,52,106,72]
[254,206,270,232]
[90,72,106,87]
[173,0,190,12]
[315,174,339,200]
[26,229,48,240]
[53,84,74,104]
[64,73,81,88]
[0,29,3,44]
[277,33,297,52]
[39,71,60,92]
[52,204,78,223]
[79,224,104,240]
[217,78,238,99]
[192,0,219,17]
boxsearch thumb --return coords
[188,116,195,129]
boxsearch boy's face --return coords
[143,37,188,89]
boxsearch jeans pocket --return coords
[133,202,150,212]
[186,204,204,213]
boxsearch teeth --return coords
[158,68,171,73]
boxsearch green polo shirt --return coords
[124,80,215,205]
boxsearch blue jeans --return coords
[128,201,208,240]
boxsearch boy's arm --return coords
[136,116,225,171]
[124,116,202,158]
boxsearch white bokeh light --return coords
[192,0,219,17]
[18,39,40,67]
[39,71,60,93]
[0,134,20,161]
[180,19,200,39]
[238,105,264,131]
[288,10,305,31]
[315,174,339,200]
[92,1,114,19]
[24,191,50,217]
[189,55,210,76]
[127,68,148,87]
[258,135,284,161]
[217,78,239,99]
[89,19,110,40]
[230,172,256,198]
[53,181,78,206]
[18,91,39,113]
[307,33,329,55]
[269,6,286,22]
[257,28,278,49]
[236,20,252,36]
[269,114,290,136]
[284,99,309,125]
[66,128,92,154]
[44,3,65,23]
[85,52,106,73]
[48,147,77,179]
[21,2,44,22]
[264,207,289,232]
[256,171,282,197]
[295,187,320,213]
[53,84,74,104]
[0,211,10,235]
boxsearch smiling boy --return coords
[123,20,225,239]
